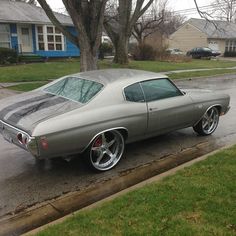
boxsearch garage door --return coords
[208,41,219,51]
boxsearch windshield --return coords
[43,77,104,104]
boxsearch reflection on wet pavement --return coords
[0,75,236,217]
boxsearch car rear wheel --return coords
[87,130,125,171]
[193,107,219,136]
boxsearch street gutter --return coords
[25,143,235,236]
[0,140,232,236]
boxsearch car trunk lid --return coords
[0,90,82,134]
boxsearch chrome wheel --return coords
[202,107,219,134]
[89,130,125,171]
[193,107,219,136]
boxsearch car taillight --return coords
[17,133,23,143]
[17,133,28,145]
[40,137,48,150]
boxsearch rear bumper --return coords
[0,120,39,157]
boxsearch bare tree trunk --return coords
[37,0,107,72]
[104,0,154,65]
[80,48,98,71]
[113,36,129,64]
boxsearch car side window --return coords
[141,78,183,102]
[124,83,145,102]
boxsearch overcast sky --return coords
[46,0,213,19]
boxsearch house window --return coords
[225,39,236,52]
[37,26,45,50]
[0,24,11,48]
[36,25,65,51]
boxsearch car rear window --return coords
[43,77,104,103]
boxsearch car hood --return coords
[0,90,82,134]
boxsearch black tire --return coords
[86,130,125,172]
[193,107,219,136]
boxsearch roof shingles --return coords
[188,18,236,39]
[0,0,72,25]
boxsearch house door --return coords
[18,25,33,53]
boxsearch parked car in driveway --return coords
[187,47,221,59]
[166,48,184,55]
[0,69,230,171]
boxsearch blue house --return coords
[0,0,80,58]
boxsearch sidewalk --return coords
[1,66,236,89]
[0,88,20,99]
[162,66,236,74]
[0,81,48,89]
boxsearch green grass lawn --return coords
[0,62,81,83]
[168,69,236,80]
[35,145,236,236]
[1,59,236,83]
[7,68,236,92]
[100,59,236,72]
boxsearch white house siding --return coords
[168,23,208,53]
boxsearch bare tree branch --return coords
[37,0,108,71]
[37,0,78,46]
[104,0,154,64]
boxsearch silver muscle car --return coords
[0,69,230,171]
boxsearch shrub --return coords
[99,43,113,59]
[155,46,169,60]
[0,47,18,64]
[224,51,236,57]
[132,44,157,61]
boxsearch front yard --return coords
[1,59,236,83]
[35,145,236,236]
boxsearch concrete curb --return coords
[25,142,236,236]
[0,140,233,236]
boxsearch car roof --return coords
[69,69,168,86]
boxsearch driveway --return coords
[0,75,235,218]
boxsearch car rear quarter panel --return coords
[34,86,148,158]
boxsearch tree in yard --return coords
[193,0,213,22]
[210,0,236,22]
[131,1,184,46]
[158,10,185,36]
[132,2,167,47]
[37,0,107,72]
[104,0,154,64]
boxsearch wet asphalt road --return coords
[0,75,236,218]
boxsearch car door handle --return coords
[149,107,158,111]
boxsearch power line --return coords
[54,2,236,18]
[172,2,236,15]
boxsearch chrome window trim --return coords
[122,77,184,104]
[122,82,145,103]
[140,78,184,103]
[0,120,32,138]
[43,76,105,105]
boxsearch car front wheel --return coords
[193,106,219,136]
[87,130,125,171]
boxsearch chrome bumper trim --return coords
[0,120,39,157]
